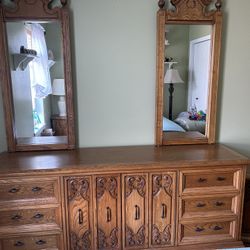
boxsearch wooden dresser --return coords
[0,144,248,250]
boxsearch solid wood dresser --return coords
[0,144,248,250]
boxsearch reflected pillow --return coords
[163,117,185,132]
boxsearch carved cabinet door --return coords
[65,176,93,250]
[149,173,176,248]
[93,175,121,249]
[122,174,148,249]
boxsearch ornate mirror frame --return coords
[155,0,222,146]
[0,0,75,151]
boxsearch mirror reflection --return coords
[163,24,212,138]
[6,21,67,145]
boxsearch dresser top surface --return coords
[0,144,248,176]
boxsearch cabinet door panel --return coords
[149,173,176,247]
[94,175,121,249]
[65,177,93,250]
[122,174,148,249]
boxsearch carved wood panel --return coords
[123,174,148,249]
[94,175,121,249]
[149,173,176,247]
[158,0,222,21]
[66,177,93,250]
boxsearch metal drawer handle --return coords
[196,203,206,208]
[215,201,224,207]
[107,207,112,222]
[135,205,140,220]
[36,240,46,245]
[217,177,226,181]
[213,225,223,231]
[32,186,42,192]
[11,214,22,220]
[161,203,167,219]
[195,227,205,232]
[78,209,83,225]
[33,213,44,219]
[14,241,24,247]
[9,187,20,193]
[198,178,207,183]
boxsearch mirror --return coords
[155,0,222,146]
[0,0,75,151]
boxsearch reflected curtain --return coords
[30,23,51,98]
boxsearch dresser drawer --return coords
[181,170,236,191]
[182,197,233,215]
[179,220,235,244]
[1,235,59,250]
[0,177,59,205]
[0,207,59,227]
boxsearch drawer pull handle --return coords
[195,227,204,232]
[9,187,20,193]
[213,225,223,231]
[215,201,224,207]
[14,241,24,247]
[135,205,140,220]
[107,207,112,222]
[198,178,207,183]
[217,177,226,181]
[196,203,206,208]
[11,214,22,220]
[161,203,167,219]
[36,240,46,245]
[32,186,42,192]
[78,209,83,225]
[33,213,44,219]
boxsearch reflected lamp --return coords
[52,79,66,117]
[164,62,184,120]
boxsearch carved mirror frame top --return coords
[155,0,223,146]
[0,0,75,152]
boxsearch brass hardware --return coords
[9,187,20,193]
[78,209,83,224]
[135,205,140,220]
[161,203,167,219]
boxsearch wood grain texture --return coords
[0,0,76,152]
[0,145,248,249]
[149,172,176,247]
[0,144,248,176]
[155,0,223,145]
[122,174,148,249]
[94,175,121,249]
[64,177,93,250]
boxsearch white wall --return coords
[217,0,250,157]
[0,0,250,157]
[70,0,157,147]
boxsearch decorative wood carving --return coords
[158,0,165,9]
[96,177,118,199]
[165,0,222,21]
[68,178,89,201]
[98,228,119,249]
[152,224,171,245]
[126,176,146,198]
[70,231,91,250]
[152,174,173,196]
[126,225,145,246]
[0,0,67,19]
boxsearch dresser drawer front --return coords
[0,178,59,204]
[182,170,235,190]
[183,197,233,214]
[2,235,59,250]
[0,208,58,227]
[179,220,236,245]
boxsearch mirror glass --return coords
[163,24,212,139]
[6,21,67,146]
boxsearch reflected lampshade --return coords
[52,79,65,96]
[164,69,184,84]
